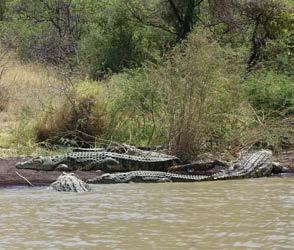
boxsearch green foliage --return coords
[206,0,293,73]
[109,30,245,158]
[106,70,165,146]
[0,17,44,58]
[126,0,202,40]
[79,2,167,79]
[0,0,172,76]
[0,0,6,21]
[0,0,292,156]
[243,71,294,115]
[260,10,294,74]
[0,0,292,76]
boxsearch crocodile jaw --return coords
[16,157,56,170]
[89,173,118,184]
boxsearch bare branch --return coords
[125,1,176,35]
[15,171,35,187]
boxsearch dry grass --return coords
[0,48,109,156]
[34,94,108,147]
[1,59,61,113]
[0,50,65,156]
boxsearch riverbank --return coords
[276,150,294,169]
[0,150,293,187]
[0,157,102,187]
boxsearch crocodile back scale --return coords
[87,150,273,183]
[15,151,180,171]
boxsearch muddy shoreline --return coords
[0,157,101,187]
[0,150,293,187]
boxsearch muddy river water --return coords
[0,177,293,249]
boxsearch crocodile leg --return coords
[55,164,73,171]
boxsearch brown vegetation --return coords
[34,96,107,147]
[0,52,65,156]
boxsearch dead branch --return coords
[15,171,35,187]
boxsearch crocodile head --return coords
[94,173,116,184]
[15,156,59,170]
[87,173,122,184]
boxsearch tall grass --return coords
[0,49,67,155]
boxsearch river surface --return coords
[0,177,293,249]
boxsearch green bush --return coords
[78,2,170,79]
[109,30,246,158]
[0,18,44,59]
[243,71,294,115]
[106,70,165,146]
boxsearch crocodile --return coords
[15,151,180,172]
[87,150,273,184]
[50,173,90,192]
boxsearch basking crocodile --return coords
[50,173,90,192]
[16,151,179,172]
[88,150,273,184]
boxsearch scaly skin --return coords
[15,151,179,171]
[50,173,90,192]
[87,150,273,184]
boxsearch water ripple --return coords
[0,177,293,249]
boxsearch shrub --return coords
[0,18,43,59]
[110,30,245,158]
[106,70,164,146]
[153,32,244,158]
[34,81,108,147]
[243,70,294,115]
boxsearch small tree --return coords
[10,0,85,67]
[207,0,292,71]
[125,0,204,41]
